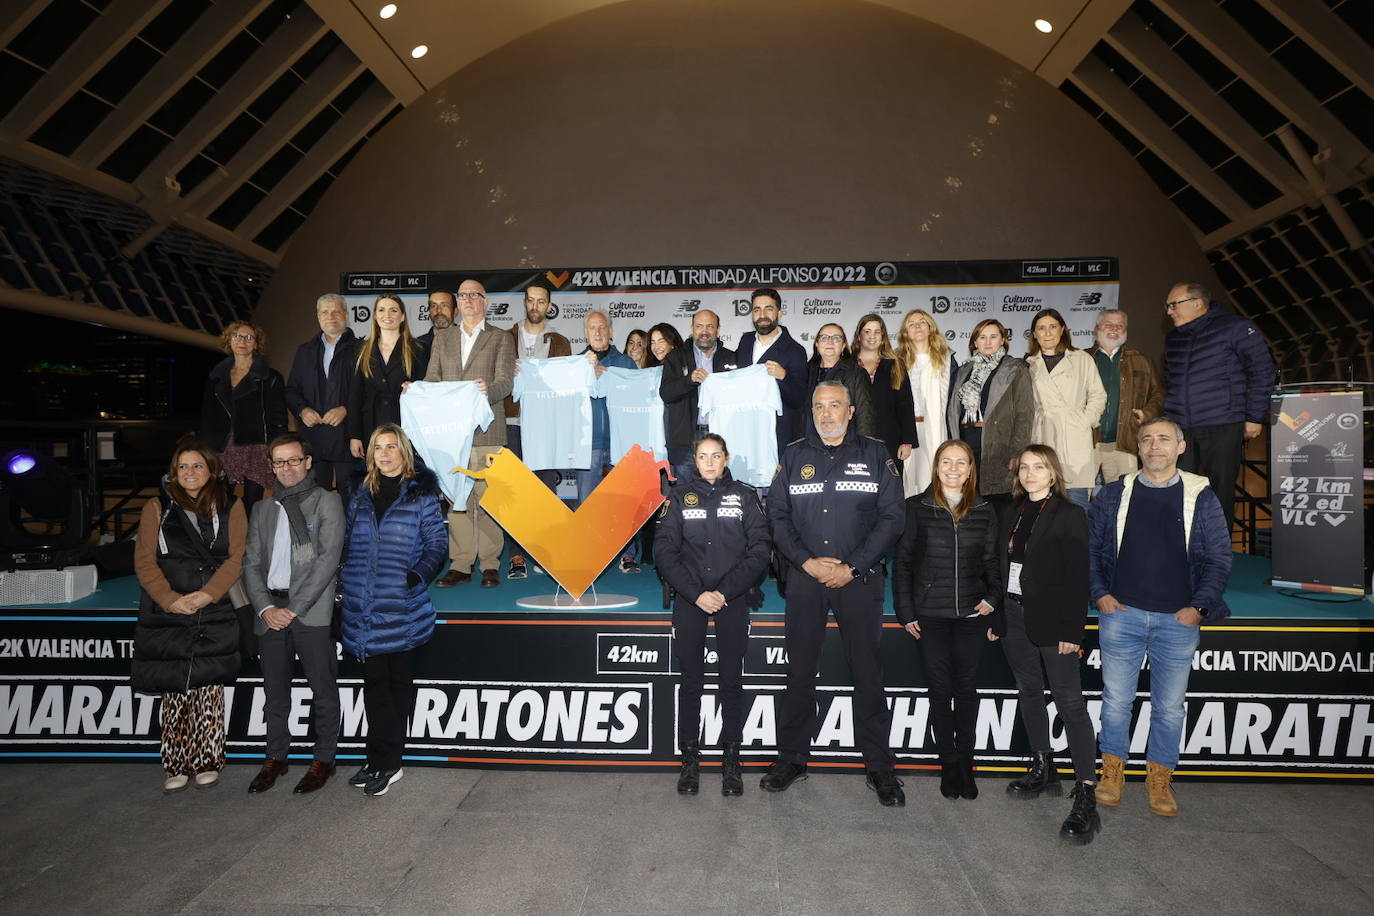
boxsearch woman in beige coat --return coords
[1025,309,1106,510]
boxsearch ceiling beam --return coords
[1071,55,1250,220]
[1033,0,1133,86]
[0,0,50,50]
[306,0,426,104]
[71,0,276,169]
[234,83,395,242]
[0,285,221,351]
[1257,0,1374,103]
[0,0,174,141]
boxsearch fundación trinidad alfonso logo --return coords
[459,446,670,599]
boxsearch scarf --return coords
[274,473,318,560]
[957,351,1004,422]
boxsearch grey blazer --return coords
[242,486,346,634]
[424,324,516,447]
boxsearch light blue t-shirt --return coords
[698,363,783,487]
[400,381,495,506]
[597,365,666,464]
[512,355,597,470]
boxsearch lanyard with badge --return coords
[1006,498,1049,598]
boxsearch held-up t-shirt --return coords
[511,355,597,470]
[597,365,666,464]
[699,363,783,487]
[400,381,494,506]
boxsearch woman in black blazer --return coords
[852,313,917,466]
[994,443,1099,844]
[346,294,429,459]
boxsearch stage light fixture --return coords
[1,448,88,570]
[6,450,37,475]
[1034,19,1053,33]
[411,44,428,59]
[380,4,396,18]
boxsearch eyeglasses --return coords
[231,333,256,342]
[269,456,306,468]
[1165,296,1199,310]
[456,291,486,300]
[816,334,845,344]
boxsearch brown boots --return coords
[1096,754,1178,816]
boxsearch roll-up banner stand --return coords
[1270,389,1366,596]
[339,257,1119,349]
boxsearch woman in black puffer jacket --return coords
[893,438,1002,801]
[132,441,245,794]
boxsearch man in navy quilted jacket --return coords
[1161,282,1276,531]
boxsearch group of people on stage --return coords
[131,278,1269,838]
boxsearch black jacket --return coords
[994,496,1090,645]
[345,338,430,443]
[659,343,737,449]
[285,329,358,461]
[767,427,905,577]
[201,356,288,451]
[806,358,877,439]
[893,488,1002,624]
[735,327,810,445]
[655,469,770,608]
[861,357,918,461]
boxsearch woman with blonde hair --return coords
[346,294,429,460]
[851,313,917,466]
[200,320,287,506]
[339,423,445,796]
[896,309,958,497]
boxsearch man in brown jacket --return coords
[427,278,516,588]
[1089,309,1164,488]
[503,284,571,579]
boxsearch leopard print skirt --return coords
[160,686,226,776]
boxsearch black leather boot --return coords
[1060,781,1101,844]
[957,754,979,800]
[721,742,743,797]
[1006,752,1062,800]
[677,744,700,795]
[939,754,960,799]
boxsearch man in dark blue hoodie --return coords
[1162,282,1275,530]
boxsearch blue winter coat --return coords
[1087,470,1232,621]
[1162,305,1275,428]
[339,466,447,659]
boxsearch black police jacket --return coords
[892,487,1002,624]
[766,428,905,577]
[655,469,770,607]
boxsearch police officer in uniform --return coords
[760,381,907,806]
[656,433,771,797]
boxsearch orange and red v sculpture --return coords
[458,446,670,599]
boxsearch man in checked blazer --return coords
[425,278,516,588]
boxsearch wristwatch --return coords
[1194,607,1208,621]
[847,564,861,580]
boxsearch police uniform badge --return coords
[684,492,699,507]
[658,501,670,519]
[800,465,816,480]
[885,458,900,478]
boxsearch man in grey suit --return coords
[242,433,345,795]
[427,278,516,588]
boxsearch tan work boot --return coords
[1096,753,1125,806]
[1146,761,1178,816]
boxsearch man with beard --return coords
[416,290,455,351]
[734,288,809,450]
[660,309,735,480]
[1088,309,1163,489]
[503,284,571,579]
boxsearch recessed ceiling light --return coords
[1034,19,1053,33]
[379,4,396,19]
[410,44,428,59]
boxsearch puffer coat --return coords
[892,487,1002,624]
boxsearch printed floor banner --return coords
[339,257,1119,352]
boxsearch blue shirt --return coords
[322,333,338,379]
[699,364,784,487]
[511,355,598,470]
[597,365,666,463]
[400,381,495,505]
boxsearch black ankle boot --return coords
[721,742,743,797]
[677,744,700,795]
[1060,781,1101,845]
[1006,752,1062,800]
[939,754,960,799]
[957,754,979,800]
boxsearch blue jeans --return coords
[1097,605,1200,768]
[575,447,638,561]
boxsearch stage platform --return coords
[2,553,1370,779]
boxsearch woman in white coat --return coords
[1025,309,1106,510]
[896,309,958,498]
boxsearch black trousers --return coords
[310,458,348,491]
[258,619,341,762]
[778,571,894,770]
[1178,420,1243,532]
[362,649,415,771]
[1000,598,1097,782]
[917,615,986,757]
[673,598,749,749]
